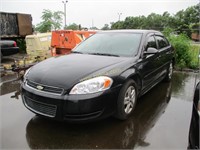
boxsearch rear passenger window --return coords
[155,36,169,49]
[146,36,157,49]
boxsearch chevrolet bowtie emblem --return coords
[36,85,44,90]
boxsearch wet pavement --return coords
[0,71,199,149]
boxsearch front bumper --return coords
[21,83,121,122]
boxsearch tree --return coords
[65,23,79,30]
[111,21,124,29]
[101,24,110,30]
[191,23,200,34]
[173,4,199,36]
[90,26,99,30]
[35,9,64,33]
[110,4,199,38]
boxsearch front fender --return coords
[119,68,136,80]
[119,68,142,93]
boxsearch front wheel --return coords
[115,79,138,120]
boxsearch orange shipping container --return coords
[51,30,96,56]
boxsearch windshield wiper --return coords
[88,52,120,57]
[71,51,83,54]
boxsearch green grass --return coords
[189,44,200,69]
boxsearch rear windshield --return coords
[73,32,142,57]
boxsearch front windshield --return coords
[73,32,142,57]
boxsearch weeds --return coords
[163,28,199,70]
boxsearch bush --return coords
[169,34,192,68]
[189,44,200,69]
[16,39,26,53]
[163,28,198,69]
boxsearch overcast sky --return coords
[0,0,199,29]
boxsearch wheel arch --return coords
[128,74,142,95]
[120,69,142,95]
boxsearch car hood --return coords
[28,53,131,89]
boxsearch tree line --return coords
[110,4,199,37]
[35,4,199,37]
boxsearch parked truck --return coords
[0,12,33,76]
[0,12,33,39]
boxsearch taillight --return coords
[13,41,17,47]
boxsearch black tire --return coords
[0,52,2,63]
[163,62,173,82]
[115,79,138,120]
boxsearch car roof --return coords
[98,29,162,35]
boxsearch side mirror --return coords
[144,47,158,55]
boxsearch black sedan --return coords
[0,40,19,57]
[21,30,174,122]
[188,82,200,149]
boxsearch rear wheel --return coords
[0,52,2,63]
[164,62,173,82]
[115,79,137,120]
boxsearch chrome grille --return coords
[23,95,57,117]
[26,80,64,95]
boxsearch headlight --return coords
[69,76,113,94]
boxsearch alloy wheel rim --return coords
[124,86,136,114]
[169,63,173,79]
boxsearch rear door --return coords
[154,35,172,78]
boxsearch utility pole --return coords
[62,0,68,29]
[118,12,122,21]
[92,19,94,29]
